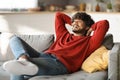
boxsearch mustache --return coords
[72,25,79,28]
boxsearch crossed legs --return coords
[3,36,68,80]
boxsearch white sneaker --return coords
[2,59,39,75]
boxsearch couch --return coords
[0,32,120,80]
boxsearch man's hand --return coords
[86,28,93,36]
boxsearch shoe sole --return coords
[3,60,38,75]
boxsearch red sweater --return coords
[45,12,109,73]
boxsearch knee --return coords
[10,36,20,43]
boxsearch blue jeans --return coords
[9,36,68,80]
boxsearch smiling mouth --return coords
[73,25,81,30]
[73,25,79,28]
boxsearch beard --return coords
[72,24,87,35]
[72,28,85,34]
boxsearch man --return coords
[3,12,109,80]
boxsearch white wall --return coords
[0,0,38,9]
[0,12,120,42]
[0,13,55,34]
[0,0,68,10]
[89,13,120,42]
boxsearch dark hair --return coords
[71,12,95,27]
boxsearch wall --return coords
[0,12,120,42]
[0,0,69,9]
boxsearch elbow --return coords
[55,12,63,17]
[98,20,109,31]
[102,20,109,29]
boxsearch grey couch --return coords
[0,32,120,80]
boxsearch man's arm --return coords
[55,12,71,39]
[89,20,109,50]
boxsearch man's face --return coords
[71,19,87,33]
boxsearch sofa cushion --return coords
[29,71,107,80]
[67,70,107,80]
[0,65,10,80]
[16,34,54,52]
[81,45,109,73]
[29,75,67,80]
[81,33,113,73]
[0,32,54,61]
[102,33,114,50]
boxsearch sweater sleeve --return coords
[89,20,109,51]
[55,12,71,39]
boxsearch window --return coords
[0,0,38,10]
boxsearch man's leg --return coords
[31,54,68,75]
[10,74,24,80]
[3,36,39,76]
[9,36,40,60]
[7,54,68,80]
[3,36,68,78]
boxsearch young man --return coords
[3,12,109,80]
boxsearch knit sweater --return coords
[45,12,109,73]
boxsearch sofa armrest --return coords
[108,43,120,80]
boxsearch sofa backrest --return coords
[0,32,114,62]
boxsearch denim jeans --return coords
[9,36,68,80]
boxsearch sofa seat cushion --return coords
[0,63,10,80]
[29,75,67,80]
[29,70,107,80]
[67,70,107,80]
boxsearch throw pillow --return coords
[81,45,109,73]
[102,34,114,50]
